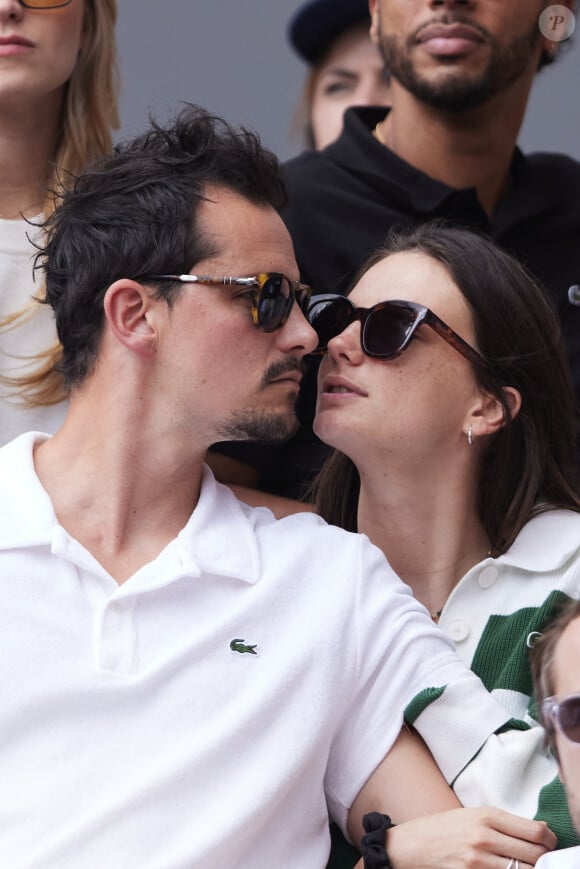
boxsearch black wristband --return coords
[361,812,395,869]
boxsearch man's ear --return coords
[103,279,159,360]
[369,0,380,45]
[466,386,522,440]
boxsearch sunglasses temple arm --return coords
[427,315,488,368]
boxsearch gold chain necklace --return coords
[430,548,493,624]
[373,121,388,147]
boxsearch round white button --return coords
[448,620,470,642]
[478,565,498,588]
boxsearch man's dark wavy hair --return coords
[36,104,287,389]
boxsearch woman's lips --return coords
[0,35,35,56]
[321,375,368,398]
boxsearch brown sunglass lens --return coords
[21,0,71,6]
[363,304,416,358]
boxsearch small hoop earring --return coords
[467,425,473,446]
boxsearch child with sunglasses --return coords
[532,600,580,867]
[309,221,580,865]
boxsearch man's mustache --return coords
[262,358,305,386]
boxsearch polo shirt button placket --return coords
[478,565,499,589]
[97,598,137,675]
[447,620,470,643]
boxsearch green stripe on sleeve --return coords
[535,776,579,849]
[404,686,445,726]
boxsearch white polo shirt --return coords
[0,433,510,869]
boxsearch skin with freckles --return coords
[314,251,485,474]
[310,241,569,869]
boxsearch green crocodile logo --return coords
[230,638,258,655]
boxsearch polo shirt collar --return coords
[497,508,580,573]
[0,432,57,548]
[0,433,261,585]
[327,107,550,225]
[175,465,261,584]
[326,107,458,214]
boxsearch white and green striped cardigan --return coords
[406,508,580,849]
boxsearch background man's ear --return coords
[369,0,380,44]
[103,279,158,360]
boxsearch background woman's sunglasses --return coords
[307,294,488,367]
[543,694,580,745]
[19,0,72,7]
[143,272,311,333]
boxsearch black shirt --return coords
[214,106,580,496]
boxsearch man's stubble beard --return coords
[214,357,303,444]
[216,406,299,443]
[377,16,541,113]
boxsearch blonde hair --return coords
[2,0,119,406]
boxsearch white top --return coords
[0,217,67,444]
[435,510,580,847]
[0,433,512,869]
[536,845,580,867]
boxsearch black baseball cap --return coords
[288,0,371,64]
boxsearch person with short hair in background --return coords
[532,600,580,867]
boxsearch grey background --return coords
[115,1,580,162]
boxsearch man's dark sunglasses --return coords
[142,273,311,333]
[543,694,580,745]
[307,294,488,367]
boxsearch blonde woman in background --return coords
[288,0,389,150]
[0,0,118,444]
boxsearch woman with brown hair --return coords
[0,0,118,443]
[308,221,580,864]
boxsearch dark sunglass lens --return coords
[256,274,291,332]
[308,298,352,348]
[364,303,416,357]
[560,697,580,743]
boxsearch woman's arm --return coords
[376,807,553,869]
[347,726,460,839]
[347,727,556,868]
